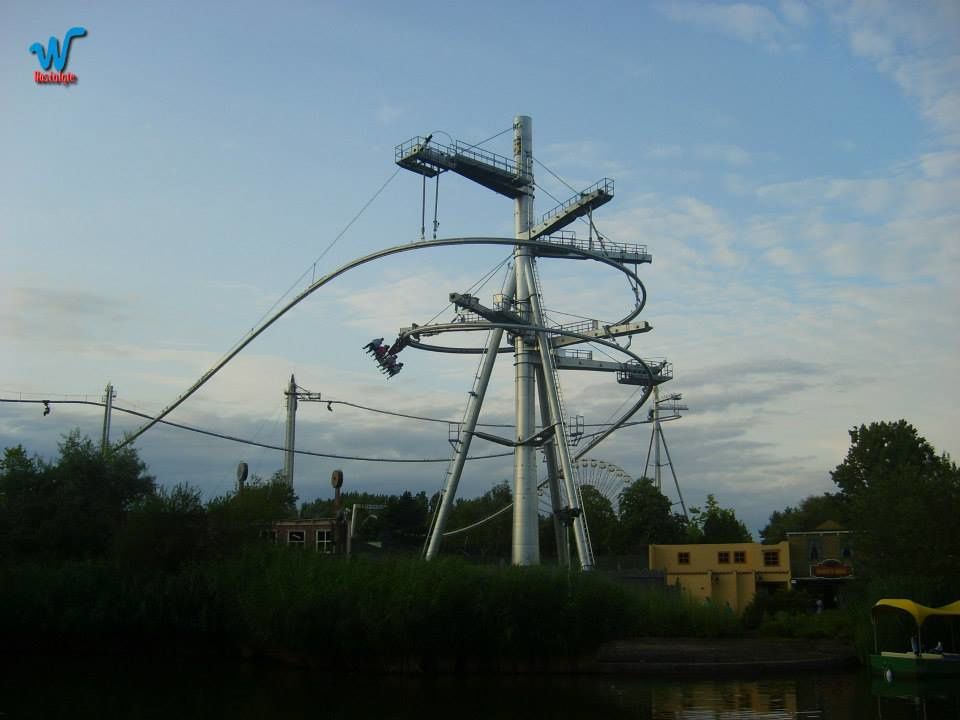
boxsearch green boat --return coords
[870,598,960,679]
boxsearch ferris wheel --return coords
[539,458,634,516]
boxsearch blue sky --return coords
[2,1,958,536]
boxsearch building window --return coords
[678,552,690,565]
[763,550,780,567]
[734,551,746,564]
[809,540,821,561]
[718,551,730,564]
[316,529,332,554]
[288,530,305,547]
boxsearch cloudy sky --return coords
[2,1,958,536]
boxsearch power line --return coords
[0,398,512,464]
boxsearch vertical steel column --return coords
[424,273,516,560]
[536,366,570,567]
[100,382,114,455]
[283,374,297,488]
[512,115,539,566]
[653,384,661,490]
[523,262,594,570]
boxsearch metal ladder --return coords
[423,338,492,555]
[530,259,595,567]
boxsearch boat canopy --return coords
[872,599,960,629]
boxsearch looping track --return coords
[120,236,652,457]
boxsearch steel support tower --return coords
[644,386,689,519]
[396,116,665,569]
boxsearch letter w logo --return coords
[30,27,87,72]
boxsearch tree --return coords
[380,490,429,548]
[616,477,686,552]
[445,481,512,559]
[687,494,752,543]
[760,492,848,544]
[578,485,617,556]
[115,483,207,570]
[206,473,297,554]
[0,432,155,559]
[830,420,960,578]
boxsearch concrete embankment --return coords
[587,638,859,676]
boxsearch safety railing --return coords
[395,136,523,178]
[535,178,614,227]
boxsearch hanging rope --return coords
[432,172,441,239]
[420,174,427,241]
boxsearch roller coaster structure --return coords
[119,116,672,571]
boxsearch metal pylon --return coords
[398,116,655,570]
[416,117,592,569]
[643,385,689,520]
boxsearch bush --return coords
[742,588,815,630]
[757,609,853,641]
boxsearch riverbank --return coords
[2,552,865,675]
[590,637,859,675]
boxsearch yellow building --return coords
[648,541,791,613]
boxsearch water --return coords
[1,659,957,719]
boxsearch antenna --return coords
[644,386,689,519]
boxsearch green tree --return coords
[0,432,154,559]
[381,490,429,548]
[0,445,48,557]
[578,485,617,556]
[687,494,752,543]
[300,491,390,520]
[206,473,297,554]
[830,420,960,578]
[444,481,512,559]
[616,477,686,552]
[115,483,207,570]
[759,492,848,544]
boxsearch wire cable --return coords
[226,168,402,363]
[326,399,513,428]
[456,126,513,151]
[0,398,511,463]
[420,253,512,327]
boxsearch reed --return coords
[0,549,745,665]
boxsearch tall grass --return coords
[0,549,745,666]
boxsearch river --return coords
[1,658,957,718]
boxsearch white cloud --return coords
[659,1,787,50]
[375,100,404,125]
[828,1,960,145]
[779,0,811,27]
[646,143,754,167]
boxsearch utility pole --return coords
[100,382,115,455]
[283,375,297,487]
[282,375,323,489]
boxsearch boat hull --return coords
[870,652,960,678]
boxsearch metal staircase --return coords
[530,258,595,568]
